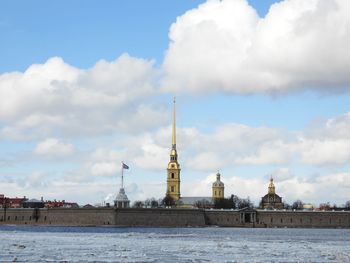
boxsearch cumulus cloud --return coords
[162,0,350,94]
[34,138,74,157]
[0,54,166,140]
[90,161,119,177]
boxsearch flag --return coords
[122,163,129,169]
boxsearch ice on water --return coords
[0,226,350,262]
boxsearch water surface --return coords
[0,226,349,262]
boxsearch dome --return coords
[212,172,224,187]
[115,188,129,202]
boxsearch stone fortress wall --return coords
[1,208,350,228]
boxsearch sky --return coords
[1,0,350,206]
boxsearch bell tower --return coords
[166,97,181,201]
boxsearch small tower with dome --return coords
[261,177,283,209]
[212,172,225,199]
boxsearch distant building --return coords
[212,172,224,199]
[0,194,27,208]
[23,198,45,208]
[261,177,283,209]
[45,200,79,208]
[115,188,130,208]
[177,197,213,209]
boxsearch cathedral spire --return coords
[170,97,177,161]
[172,96,176,150]
[167,96,181,201]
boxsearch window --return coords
[171,173,174,179]
[171,186,175,192]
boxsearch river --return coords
[0,226,349,262]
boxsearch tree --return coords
[132,201,144,208]
[292,200,304,210]
[282,202,291,210]
[150,198,159,208]
[214,198,233,209]
[231,195,241,209]
[319,202,331,211]
[344,201,350,209]
[238,197,253,209]
[195,199,212,209]
[162,193,175,207]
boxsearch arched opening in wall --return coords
[271,218,273,223]
[290,218,293,223]
[29,216,32,221]
[7,216,10,220]
[15,216,17,221]
[280,218,283,223]
[171,173,174,179]
[44,216,47,221]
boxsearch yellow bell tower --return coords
[212,172,225,199]
[166,97,181,201]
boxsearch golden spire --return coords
[170,97,177,161]
[172,96,176,149]
[268,176,276,195]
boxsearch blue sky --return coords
[1,0,350,206]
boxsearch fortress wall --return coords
[45,208,115,226]
[0,208,115,226]
[1,208,350,228]
[257,211,350,228]
[0,208,46,225]
[204,210,242,226]
[115,208,206,227]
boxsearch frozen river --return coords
[0,226,349,262]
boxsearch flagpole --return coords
[121,161,124,189]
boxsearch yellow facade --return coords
[166,97,181,201]
[212,172,224,199]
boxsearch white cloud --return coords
[91,161,119,177]
[0,54,165,139]
[162,0,350,94]
[34,138,74,157]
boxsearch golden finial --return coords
[268,175,275,194]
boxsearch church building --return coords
[165,98,226,208]
[261,177,283,209]
[166,97,181,202]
